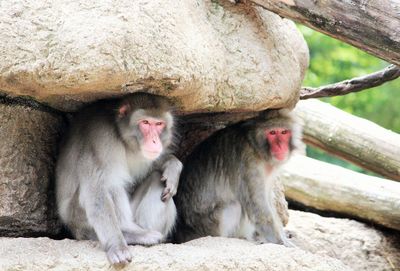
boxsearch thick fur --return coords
[174,109,301,245]
[56,92,182,265]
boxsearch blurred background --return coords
[299,26,400,176]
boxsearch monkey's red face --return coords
[138,118,166,160]
[265,128,291,161]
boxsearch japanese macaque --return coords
[56,93,182,265]
[174,109,301,246]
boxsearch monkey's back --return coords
[55,100,127,225]
[175,122,257,238]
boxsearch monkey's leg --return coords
[130,171,177,240]
[109,186,136,230]
[263,196,293,246]
[64,190,98,240]
[110,185,160,243]
[80,187,132,264]
[244,174,290,246]
[218,201,242,237]
[182,202,238,240]
[108,184,164,246]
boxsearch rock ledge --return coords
[0,236,349,271]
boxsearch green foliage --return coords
[299,25,400,174]
[300,25,400,133]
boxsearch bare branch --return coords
[300,65,400,99]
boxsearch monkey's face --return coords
[265,127,292,162]
[117,105,173,160]
[137,117,166,160]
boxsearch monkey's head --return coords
[250,109,301,163]
[115,93,174,160]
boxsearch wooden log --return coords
[281,155,400,230]
[250,0,400,66]
[295,99,400,181]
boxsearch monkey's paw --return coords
[282,238,296,248]
[160,156,182,201]
[160,176,178,201]
[106,244,132,265]
[161,186,175,201]
[136,230,164,246]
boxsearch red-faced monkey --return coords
[174,109,301,246]
[56,93,182,265]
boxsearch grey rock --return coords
[0,101,65,236]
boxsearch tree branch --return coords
[300,65,400,99]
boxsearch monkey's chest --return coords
[126,153,153,181]
[260,163,279,185]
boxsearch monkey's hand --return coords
[160,168,180,201]
[160,156,183,201]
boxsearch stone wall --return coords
[0,98,65,236]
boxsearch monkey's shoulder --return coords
[183,125,250,170]
[62,112,120,156]
[210,122,250,141]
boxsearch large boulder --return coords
[0,0,308,112]
[0,236,349,271]
[0,98,64,236]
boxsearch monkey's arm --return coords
[244,168,288,245]
[159,154,183,201]
[80,183,131,263]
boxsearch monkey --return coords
[174,109,301,246]
[55,92,182,265]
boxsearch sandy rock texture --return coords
[288,210,400,271]
[0,236,350,271]
[1,211,398,271]
[0,0,308,112]
[0,98,65,236]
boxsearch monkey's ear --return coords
[117,103,131,118]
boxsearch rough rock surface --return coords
[288,210,400,271]
[1,210,398,270]
[0,0,308,112]
[0,236,350,271]
[0,99,64,236]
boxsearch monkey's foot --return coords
[282,238,296,248]
[106,244,132,265]
[124,230,164,246]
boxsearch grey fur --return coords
[56,93,182,265]
[174,109,301,246]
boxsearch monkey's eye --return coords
[269,130,276,135]
[156,122,164,126]
[281,130,288,134]
[141,120,150,125]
